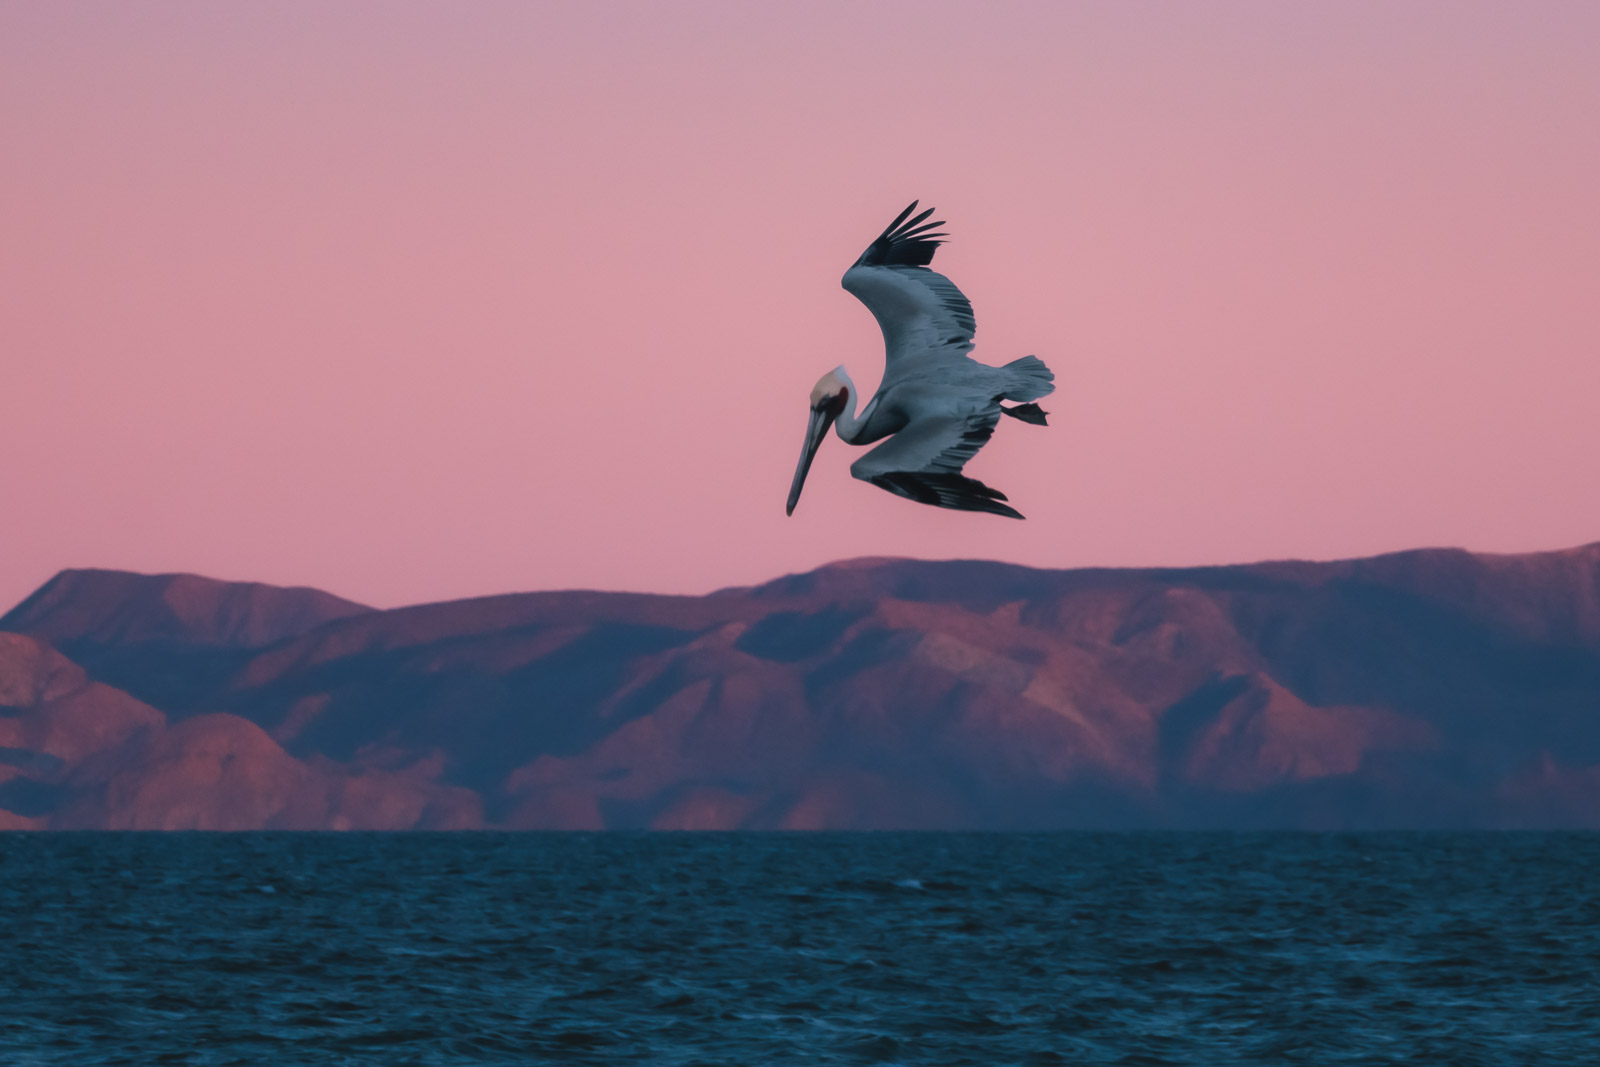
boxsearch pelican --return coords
[786,201,1055,520]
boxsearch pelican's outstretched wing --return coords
[842,201,976,373]
[849,407,1021,518]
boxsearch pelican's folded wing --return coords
[848,408,1022,518]
[842,201,976,372]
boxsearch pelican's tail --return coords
[1002,355,1055,403]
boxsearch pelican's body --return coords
[786,202,1055,520]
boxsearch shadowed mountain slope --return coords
[4,545,1600,829]
[2,568,372,647]
[0,569,371,717]
[0,633,475,830]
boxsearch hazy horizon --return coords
[10,535,1600,618]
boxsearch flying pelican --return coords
[786,201,1055,520]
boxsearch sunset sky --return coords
[3,2,1598,611]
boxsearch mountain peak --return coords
[1,568,371,649]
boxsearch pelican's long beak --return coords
[786,405,836,516]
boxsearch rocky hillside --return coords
[4,547,1599,829]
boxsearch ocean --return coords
[3,832,1596,1064]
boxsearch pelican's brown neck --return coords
[833,368,878,444]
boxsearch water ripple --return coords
[2,832,1599,1064]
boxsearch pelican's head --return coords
[786,367,851,516]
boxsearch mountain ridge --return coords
[3,543,1599,829]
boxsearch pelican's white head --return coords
[787,366,853,516]
[809,367,851,410]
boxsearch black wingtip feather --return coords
[869,472,1023,519]
[882,201,919,235]
[1001,403,1050,426]
[854,200,950,269]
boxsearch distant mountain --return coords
[0,632,476,830]
[0,569,371,718]
[4,547,1600,830]
[2,568,371,647]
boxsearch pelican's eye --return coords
[826,388,849,417]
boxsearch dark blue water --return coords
[3,833,1598,1065]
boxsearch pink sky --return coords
[3,2,1598,612]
